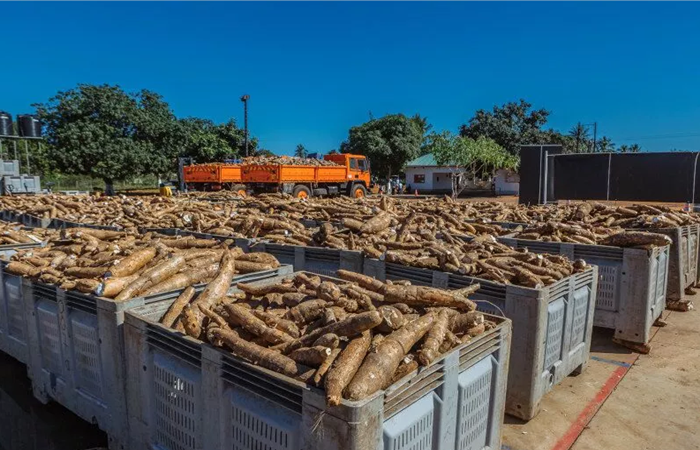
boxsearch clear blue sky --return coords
[3,2,700,155]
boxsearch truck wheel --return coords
[293,185,311,199]
[351,184,367,198]
[232,184,247,197]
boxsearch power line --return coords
[618,131,700,141]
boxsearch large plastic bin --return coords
[22,265,292,450]
[2,175,41,195]
[0,241,42,260]
[249,241,364,277]
[18,213,52,228]
[50,219,122,231]
[0,210,22,222]
[123,272,512,450]
[498,237,669,346]
[645,225,697,302]
[0,260,34,364]
[144,228,365,277]
[142,227,253,251]
[364,259,597,421]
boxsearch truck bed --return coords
[242,164,349,184]
[184,164,242,184]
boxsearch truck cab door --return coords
[355,158,369,183]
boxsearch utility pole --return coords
[592,122,598,153]
[240,95,250,156]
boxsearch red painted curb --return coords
[550,365,630,450]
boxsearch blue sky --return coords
[3,2,700,155]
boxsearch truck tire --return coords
[232,184,247,197]
[350,184,367,198]
[293,185,311,199]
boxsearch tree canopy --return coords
[34,84,179,191]
[424,132,517,197]
[177,117,254,163]
[459,100,641,155]
[33,84,254,191]
[340,114,426,178]
[459,99,550,155]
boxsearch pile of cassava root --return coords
[0,221,60,245]
[0,194,246,230]
[3,228,280,300]
[162,268,494,405]
[241,155,340,166]
[511,222,674,248]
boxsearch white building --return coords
[404,154,519,196]
[404,154,464,194]
[494,168,520,195]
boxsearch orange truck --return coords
[183,153,371,198]
[182,163,245,194]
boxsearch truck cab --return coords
[323,153,371,197]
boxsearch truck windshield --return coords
[350,158,358,170]
[356,159,367,171]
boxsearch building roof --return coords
[406,153,455,167]
[407,153,437,167]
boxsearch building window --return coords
[414,174,425,183]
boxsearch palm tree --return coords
[596,136,615,153]
[618,144,630,153]
[294,144,307,158]
[568,122,590,153]
[629,143,641,153]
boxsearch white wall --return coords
[494,169,520,195]
[405,166,434,191]
[405,166,465,193]
[432,172,453,190]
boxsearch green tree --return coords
[340,113,425,178]
[176,117,256,163]
[618,143,642,153]
[34,84,180,194]
[459,99,550,155]
[294,144,307,158]
[568,123,591,153]
[253,149,276,157]
[541,129,578,153]
[596,136,615,153]
[425,131,518,198]
[215,119,257,156]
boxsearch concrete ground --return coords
[501,299,700,450]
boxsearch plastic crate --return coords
[0,210,22,222]
[18,213,52,229]
[143,228,364,277]
[465,220,526,231]
[364,259,597,421]
[23,265,292,450]
[0,261,32,364]
[52,220,122,231]
[123,272,511,450]
[0,241,42,260]
[693,224,700,286]
[498,237,669,345]
[142,228,254,252]
[646,225,697,302]
[249,242,364,278]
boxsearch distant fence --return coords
[519,145,700,204]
